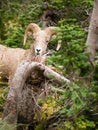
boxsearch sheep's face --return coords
[33,31,51,56]
[24,23,57,56]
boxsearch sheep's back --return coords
[0,45,26,79]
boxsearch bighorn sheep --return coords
[0,23,57,84]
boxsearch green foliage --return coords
[59,82,97,117]
[0,87,6,112]
[49,115,97,130]
[0,121,17,130]
[50,0,93,9]
[62,116,96,130]
[48,19,91,77]
[0,120,29,130]
[5,26,23,47]
[0,0,43,46]
[46,11,97,129]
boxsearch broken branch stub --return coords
[43,66,70,84]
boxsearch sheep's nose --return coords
[36,49,41,52]
[36,49,41,55]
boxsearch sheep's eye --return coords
[46,40,49,42]
[46,39,50,43]
[33,37,35,41]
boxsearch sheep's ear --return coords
[45,27,59,36]
[23,23,41,46]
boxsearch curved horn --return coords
[23,23,41,45]
[45,27,59,36]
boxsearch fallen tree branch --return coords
[43,65,70,84]
[2,61,70,130]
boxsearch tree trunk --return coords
[2,61,70,130]
[86,0,98,63]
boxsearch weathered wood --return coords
[86,0,98,63]
[44,65,70,84]
[2,61,70,130]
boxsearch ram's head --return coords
[24,23,57,56]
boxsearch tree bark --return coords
[86,0,98,63]
[2,61,70,130]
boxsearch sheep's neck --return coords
[23,49,34,61]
